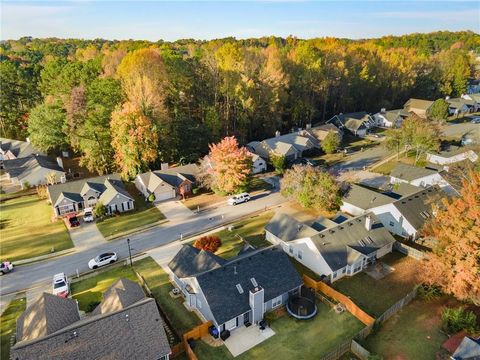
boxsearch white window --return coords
[272,295,282,308]
[389,221,395,227]
[297,250,303,260]
[225,318,237,330]
[332,272,337,279]
[289,246,293,254]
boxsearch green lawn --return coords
[134,257,201,335]
[363,297,457,360]
[333,252,419,317]
[0,195,73,261]
[1,294,26,360]
[208,212,274,259]
[71,265,138,312]
[96,183,166,240]
[194,301,364,360]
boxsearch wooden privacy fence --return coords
[375,286,418,325]
[350,340,371,360]
[393,241,425,260]
[303,275,375,326]
[182,321,213,360]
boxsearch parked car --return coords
[88,252,118,269]
[0,261,14,275]
[471,117,480,124]
[83,208,94,223]
[65,214,80,228]
[52,273,69,298]
[227,192,251,206]
[290,158,320,167]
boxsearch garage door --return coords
[154,190,175,202]
[225,318,237,331]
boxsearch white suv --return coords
[83,207,94,223]
[227,192,251,206]
[52,273,69,298]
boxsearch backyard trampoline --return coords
[286,286,317,320]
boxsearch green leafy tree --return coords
[94,202,106,217]
[428,99,449,122]
[27,102,68,152]
[270,154,286,175]
[281,165,341,211]
[400,115,441,165]
[321,131,341,154]
[384,128,404,160]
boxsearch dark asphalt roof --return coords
[16,293,80,342]
[155,163,199,187]
[0,137,43,158]
[264,212,319,242]
[47,174,128,206]
[168,245,226,278]
[342,183,396,210]
[12,279,171,360]
[393,186,445,230]
[195,246,303,325]
[3,155,64,180]
[390,163,439,181]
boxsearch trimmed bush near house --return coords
[441,307,477,333]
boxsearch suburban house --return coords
[307,123,343,141]
[446,98,470,116]
[326,112,376,137]
[2,154,65,188]
[467,78,480,94]
[265,212,395,282]
[403,98,433,119]
[135,163,199,202]
[341,183,398,216]
[426,146,479,166]
[390,162,454,193]
[47,173,134,216]
[247,130,319,161]
[373,108,410,128]
[250,153,267,174]
[168,245,303,334]
[462,93,480,107]
[0,137,43,161]
[368,186,444,239]
[11,279,171,360]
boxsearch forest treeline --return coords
[0,31,479,177]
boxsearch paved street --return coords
[331,146,393,174]
[0,189,285,296]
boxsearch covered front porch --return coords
[223,324,275,357]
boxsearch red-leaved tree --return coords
[419,170,480,305]
[193,236,222,253]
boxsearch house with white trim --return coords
[373,108,410,128]
[265,212,395,282]
[403,98,433,119]
[326,112,376,137]
[390,162,454,193]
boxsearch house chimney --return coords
[381,108,386,114]
[56,157,64,170]
[26,137,31,143]
[160,163,169,170]
[365,215,372,231]
[306,123,312,130]
[275,130,280,137]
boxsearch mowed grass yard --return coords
[71,264,138,312]
[194,301,365,360]
[204,211,274,259]
[1,294,26,360]
[363,297,459,360]
[333,252,419,317]
[96,183,166,240]
[0,195,73,261]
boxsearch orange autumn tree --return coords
[205,136,252,195]
[419,170,480,305]
[111,102,158,179]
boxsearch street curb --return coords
[13,249,76,266]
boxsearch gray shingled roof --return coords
[390,163,439,181]
[195,246,303,325]
[12,279,171,360]
[47,174,129,206]
[16,293,80,342]
[168,245,226,278]
[264,212,319,242]
[393,186,445,230]
[404,98,434,111]
[3,155,64,180]
[92,278,146,316]
[0,137,43,158]
[12,298,171,360]
[328,112,373,133]
[342,184,396,210]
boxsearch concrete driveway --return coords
[331,146,393,174]
[69,221,106,250]
[156,199,194,221]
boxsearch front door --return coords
[225,318,237,331]
[243,312,250,324]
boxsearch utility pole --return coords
[127,238,133,267]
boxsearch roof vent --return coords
[125,314,129,322]
[236,284,244,294]
[234,265,237,275]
